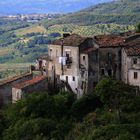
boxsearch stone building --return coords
[0,73,33,106]
[81,35,124,93]
[35,34,124,96]
[95,35,123,81]
[12,76,48,103]
[121,34,140,89]
[35,56,49,75]
[34,33,140,96]
[45,34,95,97]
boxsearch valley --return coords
[0,0,139,80]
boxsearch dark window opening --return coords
[133,58,137,64]
[134,72,138,79]
[101,68,105,75]
[73,76,75,81]
[108,69,112,77]
[66,76,68,82]
[93,82,97,87]
[107,53,112,64]
[83,56,85,61]
[66,53,70,58]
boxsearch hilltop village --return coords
[0,32,140,106]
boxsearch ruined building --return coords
[121,34,140,89]
[36,34,126,96]
[12,76,48,103]
[0,33,140,105]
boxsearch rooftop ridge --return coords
[0,72,32,87]
[51,34,90,47]
[13,76,47,89]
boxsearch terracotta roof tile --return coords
[51,34,89,47]
[123,34,140,56]
[13,76,47,89]
[0,73,32,87]
[124,47,140,56]
[94,35,124,48]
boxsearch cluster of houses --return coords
[35,32,140,97]
[0,32,140,106]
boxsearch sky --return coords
[0,0,113,15]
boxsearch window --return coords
[133,58,137,64]
[66,53,70,58]
[101,68,105,75]
[134,72,138,79]
[107,53,112,63]
[83,56,85,61]
[108,69,112,77]
[16,92,20,100]
[73,76,75,81]
[65,51,71,58]
[66,76,68,82]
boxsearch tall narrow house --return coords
[47,34,95,97]
[122,34,140,89]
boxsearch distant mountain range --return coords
[0,0,112,15]
[42,0,140,27]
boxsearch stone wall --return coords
[12,78,48,103]
[99,47,121,80]
[0,73,33,105]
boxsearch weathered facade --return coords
[95,35,123,81]
[47,34,95,97]
[121,34,140,89]
[0,73,33,105]
[34,33,140,96]
[12,76,48,103]
[82,35,124,93]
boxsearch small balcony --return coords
[66,57,72,65]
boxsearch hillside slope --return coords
[82,0,140,14]
[42,0,140,27]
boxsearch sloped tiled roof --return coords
[94,35,124,48]
[123,34,140,56]
[13,76,47,89]
[0,73,32,87]
[51,34,89,47]
[124,47,140,56]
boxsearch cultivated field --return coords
[0,48,14,56]
[15,25,47,36]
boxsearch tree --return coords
[71,94,102,120]
[95,77,136,123]
[136,23,140,32]
[95,77,135,107]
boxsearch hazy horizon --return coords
[0,0,113,15]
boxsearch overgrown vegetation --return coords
[137,23,140,32]
[0,78,140,140]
